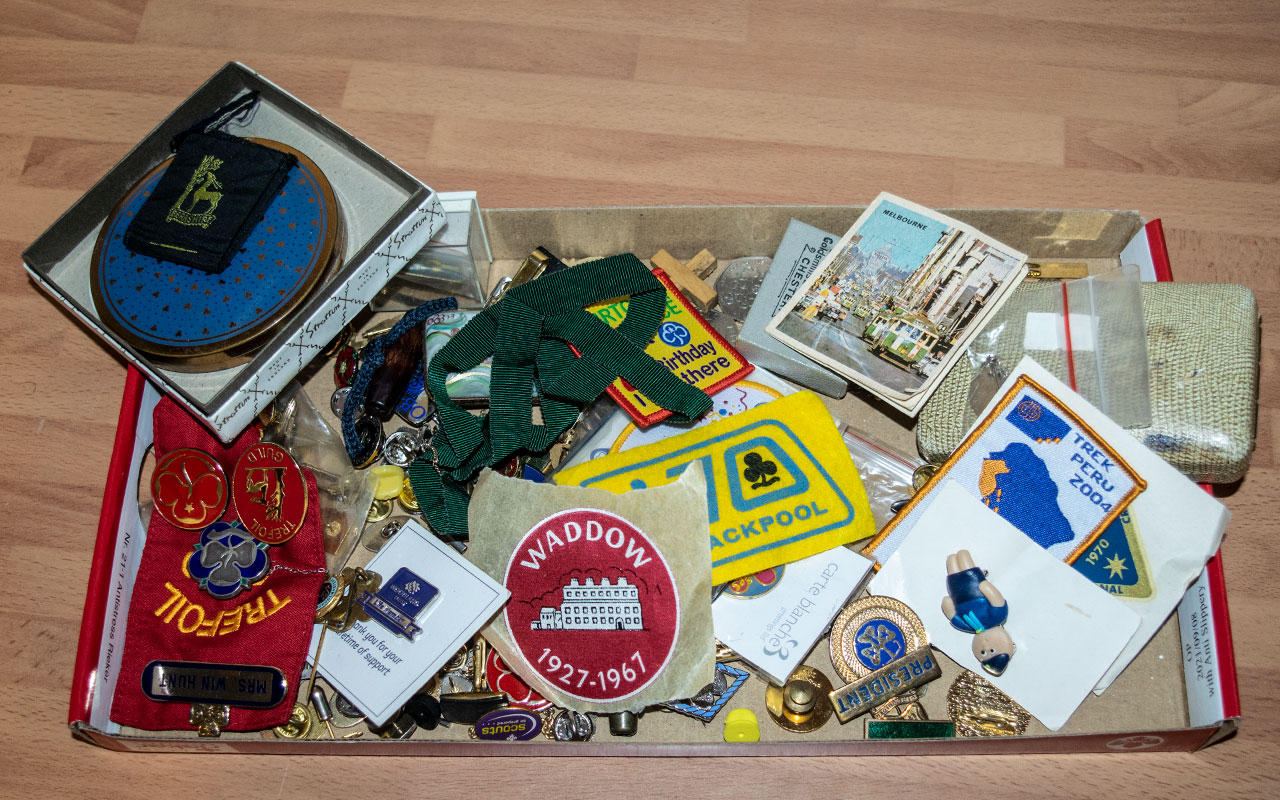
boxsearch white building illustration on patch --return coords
[532,577,644,631]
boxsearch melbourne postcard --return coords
[765,193,1027,415]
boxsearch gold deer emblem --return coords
[166,155,224,228]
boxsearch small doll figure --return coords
[942,550,1015,676]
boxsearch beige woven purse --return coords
[916,283,1259,484]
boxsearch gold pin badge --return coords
[946,670,1031,737]
[829,596,929,684]
[764,665,833,733]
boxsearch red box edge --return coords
[68,367,148,726]
[1149,216,1242,724]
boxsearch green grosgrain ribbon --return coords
[408,253,713,539]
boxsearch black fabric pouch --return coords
[123,130,298,274]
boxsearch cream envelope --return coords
[871,481,1141,731]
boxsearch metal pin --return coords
[310,686,336,739]
[304,622,329,700]
[474,637,488,690]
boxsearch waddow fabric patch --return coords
[468,468,715,713]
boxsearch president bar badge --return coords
[467,468,716,713]
[866,374,1145,565]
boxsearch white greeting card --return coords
[315,520,509,726]
[871,481,1140,731]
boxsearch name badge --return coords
[141,661,287,708]
[557,392,876,584]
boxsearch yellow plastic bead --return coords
[723,708,760,742]
[370,465,405,500]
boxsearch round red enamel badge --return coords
[504,508,679,703]
[231,442,308,545]
[151,448,228,531]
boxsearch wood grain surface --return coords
[1,1,1276,796]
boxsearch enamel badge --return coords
[186,520,270,600]
[357,567,439,641]
[151,448,229,531]
[232,442,308,544]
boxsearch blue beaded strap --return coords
[341,297,458,464]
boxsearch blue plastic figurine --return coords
[942,550,1015,676]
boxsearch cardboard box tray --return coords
[69,205,1241,755]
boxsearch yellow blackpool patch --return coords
[556,392,875,584]
[586,268,753,427]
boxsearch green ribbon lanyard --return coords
[408,253,713,539]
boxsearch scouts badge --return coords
[467,467,716,713]
[865,371,1146,565]
[942,550,1014,676]
[111,397,326,733]
[558,391,877,585]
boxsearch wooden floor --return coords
[1,1,1277,796]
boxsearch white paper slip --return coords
[871,481,1140,731]
[712,545,873,685]
[316,520,509,726]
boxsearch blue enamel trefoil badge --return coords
[357,567,438,640]
[867,373,1146,565]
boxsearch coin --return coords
[829,596,929,684]
[946,670,1031,737]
